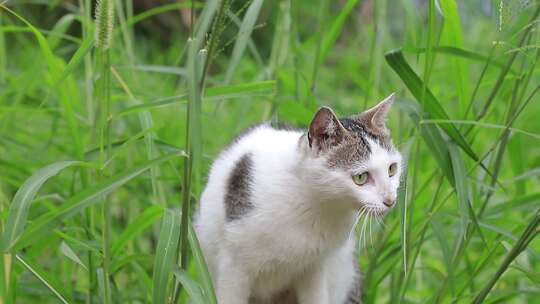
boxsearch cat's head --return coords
[303,93,402,215]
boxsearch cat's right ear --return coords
[308,107,347,152]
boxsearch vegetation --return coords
[0,0,539,303]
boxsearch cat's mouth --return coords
[358,204,390,217]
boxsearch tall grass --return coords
[0,0,539,303]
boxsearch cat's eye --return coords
[352,172,369,186]
[389,163,398,177]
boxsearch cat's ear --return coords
[359,93,395,135]
[308,106,347,151]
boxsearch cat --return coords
[194,93,402,304]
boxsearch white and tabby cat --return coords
[195,94,402,304]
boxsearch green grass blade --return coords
[15,254,70,304]
[111,204,164,255]
[439,0,469,113]
[1,161,82,251]
[473,209,540,303]
[152,209,181,304]
[110,253,153,274]
[117,81,275,117]
[54,33,94,86]
[206,80,276,98]
[399,154,409,274]
[188,223,217,304]
[447,142,470,238]
[398,99,455,184]
[403,46,515,73]
[224,0,264,83]
[125,2,195,28]
[317,0,361,67]
[171,266,206,304]
[0,13,6,84]
[193,0,222,50]
[0,3,84,159]
[47,14,76,50]
[54,230,101,256]
[431,217,452,284]
[96,267,110,303]
[484,192,540,216]
[14,153,184,250]
[59,241,87,270]
[385,50,478,161]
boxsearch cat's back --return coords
[198,123,302,220]
[195,123,303,274]
[210,123,301,182]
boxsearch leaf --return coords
[397,98,455,185]
[54,230,102,255]
[224,0,265,83]
[59,241,87,270]
[119,64,187,76]
[193,0,222,51]
[439,0,469,113]
[171,266,206,304]
[1,161,82,251]
[53,33,94,86]
[397,137,414,276]
[111,204,164,255]
[399,155,409,274]
[16,254,70,304]
[484,192,540,216]
[188,223,217,304]
[110,254,154,274]
[448,141,487,245]
[0,3,85,158]
[206,80,275,99]
[125,2,195,28]
[152,209,182,304]
[384,50,478,162]
[448,142,470,237]
[403,46,515,73]
[473,209,540,303]
[431,217,453,289]
[96,267,111,304]
[47,14,77,50]
[318,0,361,66]
[117,81,275,117]
[14,153,184,250]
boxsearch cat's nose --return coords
[383,195,396,207]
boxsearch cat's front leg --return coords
[216,249,251,304]
[295,264,329,304]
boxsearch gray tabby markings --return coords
[327,117,394,170]
[225,153,254,221]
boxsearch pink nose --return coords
[383,199,395,207]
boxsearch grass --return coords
[0,0,539,303]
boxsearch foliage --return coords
[0,0,539,303]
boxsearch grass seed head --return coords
[95,0,114,50]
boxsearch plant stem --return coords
[473,209,540,303]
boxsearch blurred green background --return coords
[0,0,539,303]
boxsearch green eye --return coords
[389,163,398,177]
[353,172,369,186]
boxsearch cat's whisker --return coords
[376,213,387,228]
[373,212,382,226]
[355,208,366,250]
[360,210,369,249]
[368,210,374,248]
[349,209,362,240]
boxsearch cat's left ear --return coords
[308,106,347,152]
[360,93,395,135]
